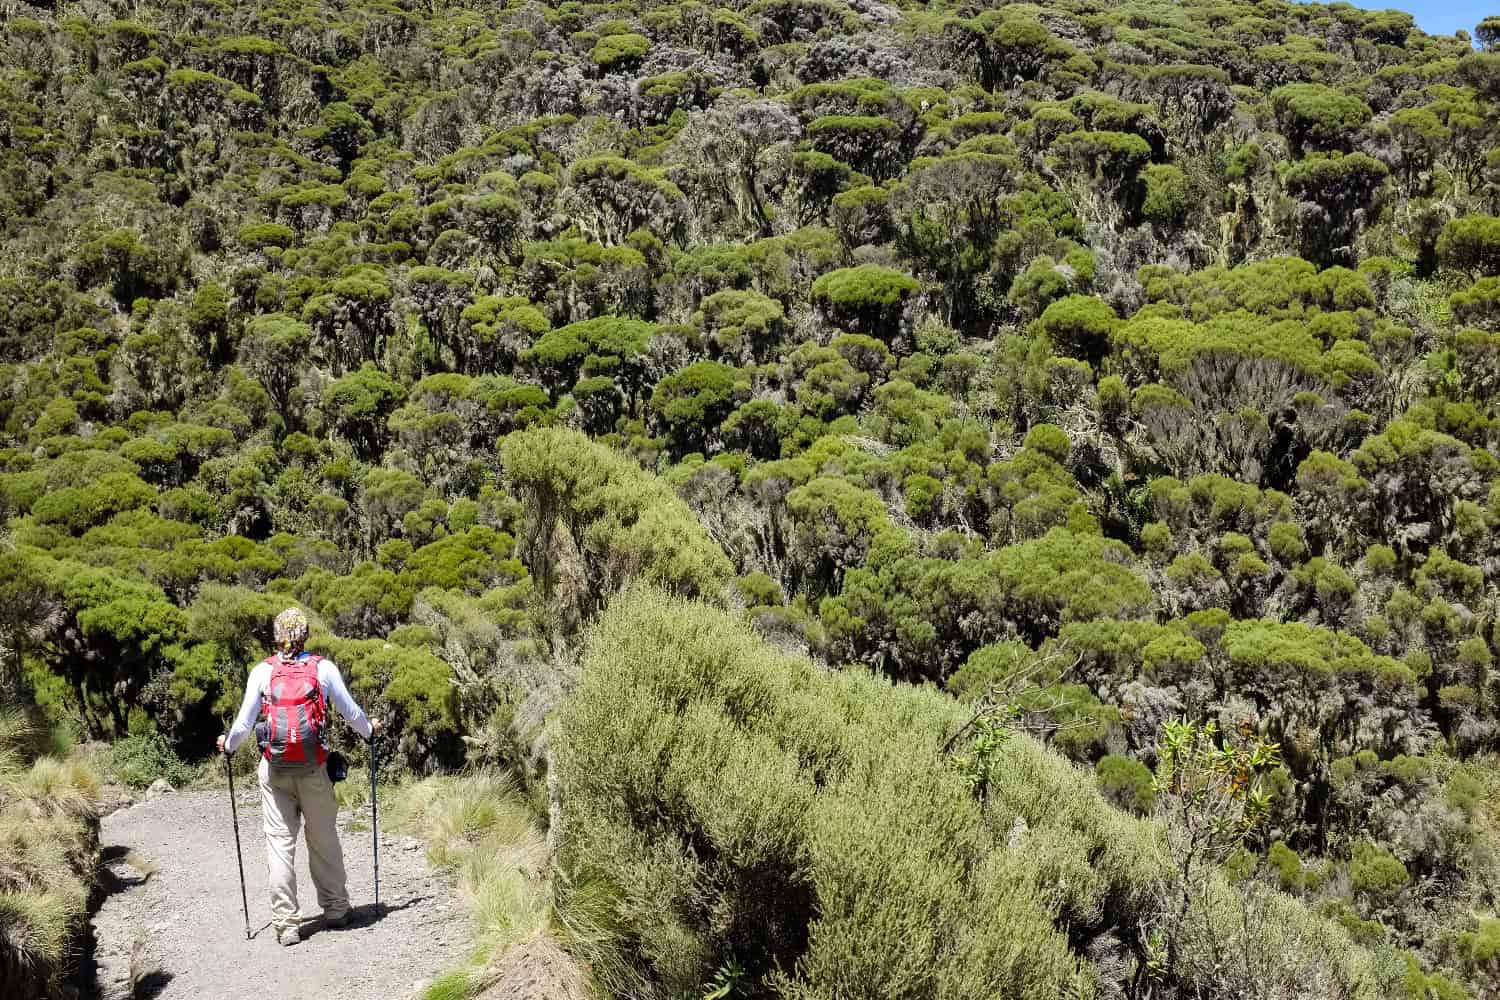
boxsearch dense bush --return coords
[501,428,732,625]
[108,732,199,789]
[555,589,1396,999]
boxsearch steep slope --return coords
[3,0,1500,994]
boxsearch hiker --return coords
[216,608,381,946]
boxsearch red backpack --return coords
[259,652,328,767]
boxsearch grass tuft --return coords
[421,967,474,1000]
[13,755,100,817]
[392,772,553,992]
[0,890,73,969]
[0,710,101,998]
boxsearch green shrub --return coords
[1036,294,1117,363]
[1268,840,1304,891]
[556,589,1099,996]
[108,732,198,789]
[1052,130,1152,172]
[1450,277,1500,330]
[903,472,943,520]
[810,264,920,341]
[1402,954,1469,1000]
[947,641,1039,700]
[590,32,650,69]
[1438,216,1500,278]
[1269,521,1308,562]
[31,472,156,534]
[501,428,733,625]
[1023,422,1071,461]
[648,360,751,454]
[1460,917,1500,964]
[238,222,296,250]
[1270,84,1372,153]
[697,289,786,360]
[735,572,785,608]
[1142,163,1191,226]
[1095,754,1155,813]
[1349,841,1409,899]
[326,637,462,772]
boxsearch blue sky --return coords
[1375,2,1488,36]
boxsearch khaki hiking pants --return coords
[257,757,350,931]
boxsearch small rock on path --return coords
[90,786,466,1000]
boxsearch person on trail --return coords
[217,608,381,947]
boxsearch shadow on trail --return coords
[98,845,151,898]
[83,847,174,999]
[293,897,422,941]
[134,970,174,999]
[82,844,156,996]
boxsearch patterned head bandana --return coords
[273,607,309,653]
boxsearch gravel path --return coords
[90,785,467,1000]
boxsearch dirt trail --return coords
[89,784,467,1000]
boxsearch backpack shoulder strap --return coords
[299,653,328,707]
[257,655,278,698]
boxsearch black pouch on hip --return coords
[326,750,349,783]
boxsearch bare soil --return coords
[476,937,588,1000]
[89,785,467,1000]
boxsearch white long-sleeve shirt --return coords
[225,653,373,753]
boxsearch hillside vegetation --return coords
[5,0,1500,994]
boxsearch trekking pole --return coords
[225,750,252,940]
[369,734,381,916]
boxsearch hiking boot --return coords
[277,926,301,947]
[324,911,349,929]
